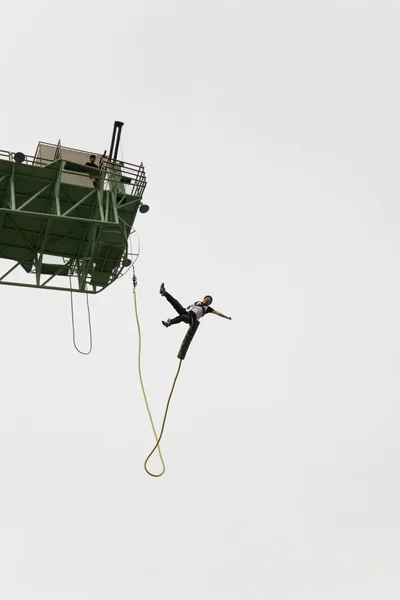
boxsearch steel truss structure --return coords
[0,152,147,294]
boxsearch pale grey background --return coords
[1,1,400,598]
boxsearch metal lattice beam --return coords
[0,155,143,294]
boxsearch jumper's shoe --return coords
[159,282,166,296]
[162,319,171,327]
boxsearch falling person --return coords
[159,282,232,327]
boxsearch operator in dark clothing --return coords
[85,154,99,187]
[85,154,99,168]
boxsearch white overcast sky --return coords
[1,1,400,598]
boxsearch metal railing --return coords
[0,145,147,199]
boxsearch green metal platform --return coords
[0,153,147,293]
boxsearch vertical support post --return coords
[76,191,104,290]
[96,168,107,222]
[54,159,65,216]
[97,188,105,222]
[105,190,110,222]
[9,163,16,210]
[111,190,119,224]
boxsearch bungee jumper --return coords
[159,282,232,327]
[137,281,232,478]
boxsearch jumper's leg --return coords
[163,314,192,327]
[161,285,186,315]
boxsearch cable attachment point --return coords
[132,267,138,290]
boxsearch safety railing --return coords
[0,146,147,199]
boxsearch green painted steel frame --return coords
[0,158,144,294]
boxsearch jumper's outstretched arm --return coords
[212,310,232,320]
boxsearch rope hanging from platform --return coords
[69,277,93,355]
